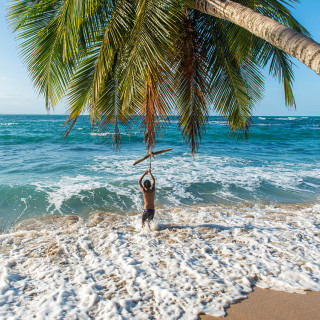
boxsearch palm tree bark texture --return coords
[193,0,320,75]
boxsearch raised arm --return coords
[148,168,155,190]
[139,170,148,190]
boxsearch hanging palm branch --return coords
[194,13,263,136]
[140,69,174,152]
[94,69,131,151]
[174,10,209,156]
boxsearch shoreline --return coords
[200,287,320,320]
[7,200,319,232]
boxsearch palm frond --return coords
[266,46,296,107]
[225,0,307,108]
[194,14,263,136]
[174,10,210,157]
[139,69,174,152]
[94,68,131,151]
[62,1,131,134]
[118,0,180,110]
[9,0,82,108]
[90,0,134,124]
[63,47,99,135]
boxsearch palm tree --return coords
[7,0,319,155]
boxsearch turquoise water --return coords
[1,115,320,230]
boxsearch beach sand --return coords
[200,287,320,320]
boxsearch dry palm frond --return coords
[140,69,174,153]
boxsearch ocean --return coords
[0,114,319,230]
[0,114,320,319]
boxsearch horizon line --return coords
[0,114,319,117]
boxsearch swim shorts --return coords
[142,209,155,224]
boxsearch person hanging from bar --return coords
[138,168,155,229]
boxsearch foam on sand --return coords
[0,203,319,319]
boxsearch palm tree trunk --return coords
[193,0,320,75]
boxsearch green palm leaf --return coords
[173,10,210,156]
[9,0,82,108]
[90,0,134,119]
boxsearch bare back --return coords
[138,169,156,210]
[142,188,155,210]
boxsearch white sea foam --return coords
[90,132,136,137]
[208,120,227,125]
[0,122,18,126]
[33,176,107,213]
[275,117,297,121]
[90,153,320,196]
[0,203,319,319]
[29,154,320,216]
[90,132,112,137]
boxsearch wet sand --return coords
[200,287,320,320]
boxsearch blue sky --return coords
[0,0,319,116]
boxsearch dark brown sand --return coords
[200,288,320,320]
